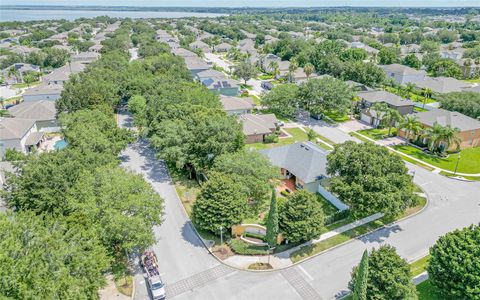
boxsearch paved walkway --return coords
[223,212,384,269]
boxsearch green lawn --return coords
[410,255,430,277]
[357,128,397,140]
[417,280,445,300]
[414,106,429,113]
[317,194,339,217]
[247,127,309,150]
[385,87,436,104]
[324,111,350,123]
[393,145,480,174]
[12,81,40,88]
[465,78,480,83]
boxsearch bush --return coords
[229,239,269,255]
[325,209,350,225]
[264,133,279,144]
[244,232,266,241]
[280,190,291,197]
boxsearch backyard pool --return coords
[54,140,68,150]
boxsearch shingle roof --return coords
[22,83,63,97]
[196,69,226,79]
[380,64,426,76]
[183,56,210,70]
[8,100,57,121]
[172,47,198,58]
[357,90,415,107]
[415,77,471,94]
[239,114,277,136]
[0,118,36,140]
[260,141,329,183]
[220,96,254,111]
[413,109,480,131]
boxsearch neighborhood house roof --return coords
[239,114,278,136]
[202,78,239,89]
[413,109,480,132]
[380,64,426,76]
[8,100,57,121]
[220,96,254,111]
[260,141,329,184]
[22,83,63,97]
[0,118,35,140]
[183,57,210,70]
[196,69,226,79]
[172,47,198,58]
[415,76,472,94]
[25,131,44,146]
[357,90,415,107]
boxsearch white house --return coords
[0,118,43,158]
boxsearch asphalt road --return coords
[119,112,480,300]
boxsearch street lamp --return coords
[453,152,461,175]
[219,226,224,247]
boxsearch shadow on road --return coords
[181,221,207,248]
[359,224,403,244]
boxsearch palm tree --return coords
[269,61,279,78]
[369,102,389,128]
[404,83,416,99]
[422,123,444,153]
[422,88,433,109]
[304,63,314,78]
[287,59,298,83]
[399,115,423,142]
[382,108,402,137]
[439,125,462,153]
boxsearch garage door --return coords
[360,113,372,124]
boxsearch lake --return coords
[0,9,227,22]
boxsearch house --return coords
[260,53,281,72]
[439,49,465,60]
[399,109,480,150]
[214,42,232,52]
[259,141,329,192]
[240,113,278,144]
[379,64,427,85]
[0,117,44,158]
[88,43,103,53]
[220,95,254,115]
[237,39,256,55]
[415,76,472,94]
[10,45,40,56]
[345,80,371,91]
[195,69,226,82]
[43,61,86,85]
[22,83,63,102]
[189,40,211,53]
[264,35,279,45]
[349,41,379,56]
[280,67,316,83]
[400,44,421,56]
[71,52,100,64]
[358,90,415,126]
[7,101,60,132]
[183,56,211,76]
[1,63,40,84]
[202,78,240,96]
[172,47,198,58]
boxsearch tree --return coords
[304,63,315,78]
[298,76,354,117]
[265,188,279,247]
[437,29,458,44]
[261,83,299,117]
[438,91,480,119]
[427,225,480,300]
[67,166,164,257]
[327,142,415,218]
[341,61,386,87]
[378,47,398,65]
[0,212,110,300]
[307,128,317,141]
[192,172,247,233]
[438,125,462,152]
[269,60,280,77]
[431,59,463,79]
[352,250,369,300]
[420,40,440,53]
[287,58,298,83]
[278,190,324,243]
[422,123,445,153]
[402,54,421,69]
[128,94,147,129]
[212,150,278,215]
[399,115,423,142]
[233,60,258,84]
[382,108,402,137]
[349,245,417,300]
[340,48,368,62]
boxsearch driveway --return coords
[338,119,373,133]
[204,52,234,72]
[295,116,361,144]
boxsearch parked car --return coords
[261,81,274,90]
[141,251,166,300]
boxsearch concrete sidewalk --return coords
[223,213,384,270]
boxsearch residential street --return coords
[119,112,480,300]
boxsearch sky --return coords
[3,0,480,7]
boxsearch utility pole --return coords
[453,152,461,175]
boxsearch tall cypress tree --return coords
[265,188,279,247]
[353,249,369,300]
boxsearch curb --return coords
[130,277,135,300]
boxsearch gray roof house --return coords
[220,96,254,115]
[0,117,43,158]
[237,39,256,55]
[202,77,240,96]
[71,52,100,64]
[172,47,198,58]
[8,100,60,132]
[183,56,211,76]
[43,61,86,85]
[189,40,211,53]
[260,141,329,193]
[214,42,232,52]
[415,76,472,94]
[380,64,427,85]
[22,83,63,102]
[358,90,415,126]
[195,69,227,82]
[240,113,278,144]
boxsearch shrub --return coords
[264,133,279,144]
[229,239,269,255]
